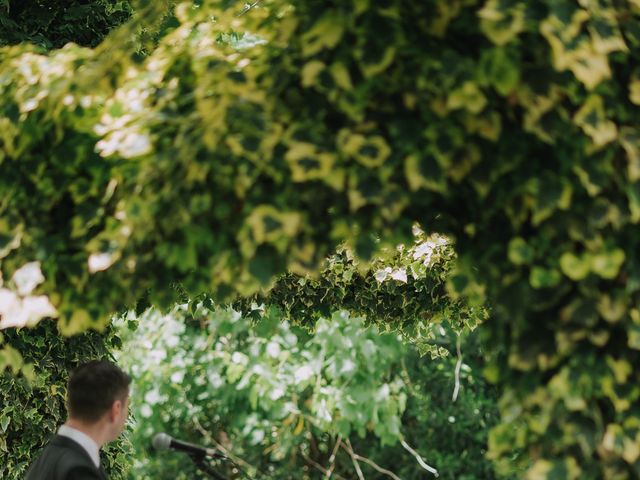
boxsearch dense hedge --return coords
[0,322,131,479]
[349,331,508,480]
[117,305,503,479]
[2,0,640,477]
[237,231,487,357]
[0,4,133,479]
[0,0,132,48]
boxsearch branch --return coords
[237,1,260,17]
[342,439,365,480]
[301,452,349,480]
[400,440,439,477]
[189,408,256,475]
[324,437,342,479]
[452,334,462,402]
[342,439,401,480]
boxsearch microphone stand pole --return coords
[188,453,229,480]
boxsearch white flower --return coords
[88,252,115,273]
[144,389,161,404]
[12,262,44,296]
[390,268,408,283]
[294,365,314,384]
[231,352,249,365]
[21,98,39,113]
[412,241,434,261]
[120,132,152,158]
[165,334,179,348]
[374,267,392,283]
[21,295,57,324]
[314,398,333,422]
[0,290,57,329]
[208,371,223,388]
[0,288,20,323]
[376,383,390,401]
[96,131,124,157]
[340,358,356,374]
[140,404,153,418]
[269,386,285,400]
[80,96,92,108]
[266,342,281,358]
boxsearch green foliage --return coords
[0,321,131,479]
[0,5,135,478]
[118,306,407,478]
[240,230,487,357]
[350,331,510,480]
[117,305,501,479]
[0,0,133,49]
[1,0,640,477]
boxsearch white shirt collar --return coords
[58,424,101,468]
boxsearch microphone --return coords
[152,433,225,459]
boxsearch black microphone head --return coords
[152,433,172,451]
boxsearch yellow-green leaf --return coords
[301,61,325,88]
[590,248,625,279]
[447,81,487,114]
[559,252,590,281]
[479,0,526,46]
[508,237,534,265]
[529,266,562,289]
[619,127,640,182]
[59,309,92,336]
[573,95,617,147]
[301,14,345,57]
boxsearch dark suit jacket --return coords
[25,435,108,480]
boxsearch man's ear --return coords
[110,399,122,422]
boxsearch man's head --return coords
[67,360,131,442]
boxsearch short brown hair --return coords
[67,360,130,423]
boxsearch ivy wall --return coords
[1,0,639,477]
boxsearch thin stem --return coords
[301,453,349,480]
[342,440,400,480]
[189,409,255,474]
[324,436,342,479]
[237,1,260,17]
[343,439,365,480]
[452,334,462,402]
[400,439,439,477]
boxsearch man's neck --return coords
[65,419,108,448]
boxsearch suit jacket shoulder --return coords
[25,435,106,480]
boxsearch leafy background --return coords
[0,321,131,479]
[0,2,132,478]
[1,0,640,478]
[115,304,504,480]
[0,0,132,48]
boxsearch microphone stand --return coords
[188,453,229,480]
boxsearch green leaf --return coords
[559,252,590,281]
[480,47,520,95]
[508,237,534,265]
[447,81,487,114]
[529,266,562,289]
[0,345,23,374]
[301,13,344,56]
[479,0,526,46]
[249,245,285,286]
[591,248,625,279]
[0,416,9,433]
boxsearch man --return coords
[26,360,131,480]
